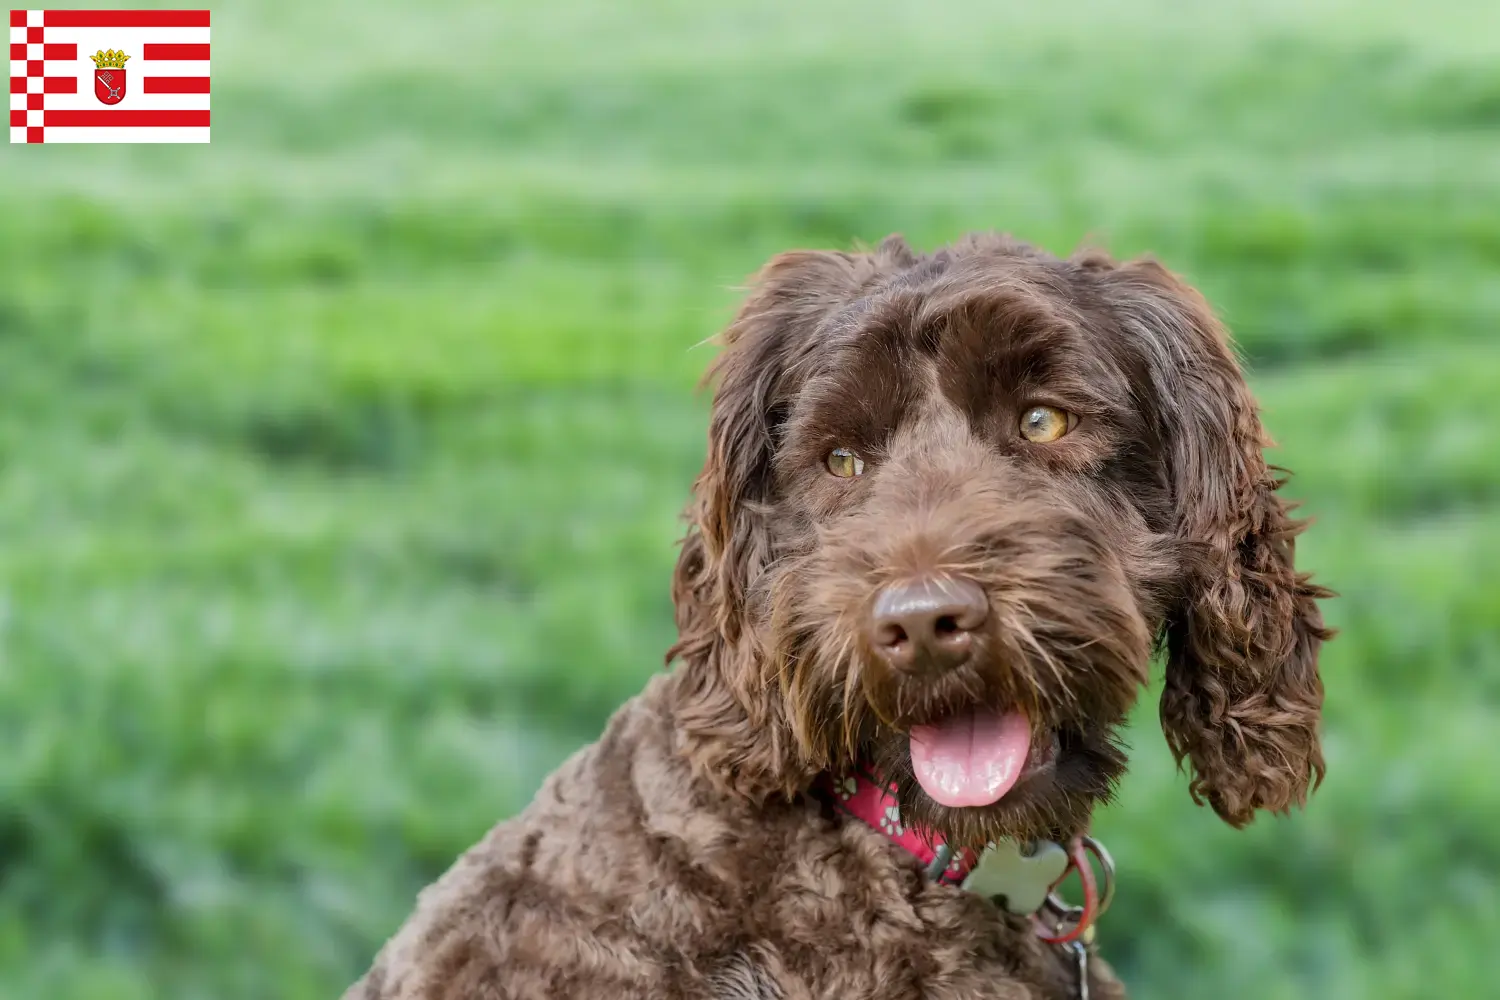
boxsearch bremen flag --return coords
[9,9,210,143]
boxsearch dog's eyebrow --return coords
[783,346,922,453]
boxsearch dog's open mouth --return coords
[908,707,1058,808]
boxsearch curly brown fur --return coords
[345,677,1123,1000]
[1091,257,1336,826]
[347,233,1331,999]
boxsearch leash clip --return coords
[1069,938,1091,1000]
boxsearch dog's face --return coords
[670,234,1331,849]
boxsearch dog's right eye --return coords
[825,447,865,478]
[1020,405,1075,443]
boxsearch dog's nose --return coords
[869,576,988,673]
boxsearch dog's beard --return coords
[771,627,1134,847]
[763,531,1159,849]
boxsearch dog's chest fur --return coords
[346,674,1123,1000]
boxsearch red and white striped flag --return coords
[9,9,209,143]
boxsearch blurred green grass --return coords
[3,1,1498,997]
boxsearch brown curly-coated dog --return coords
[346,233,1332,1000]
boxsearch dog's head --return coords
[669,234,1332,848]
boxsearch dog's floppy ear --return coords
[668,242,892,800]
[1099,256,1334,827]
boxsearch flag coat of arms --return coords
[9,9,209,143]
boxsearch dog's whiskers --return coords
[1014,625,1076,715]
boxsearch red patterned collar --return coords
[817,764,983,885]
[814,765,1113,946]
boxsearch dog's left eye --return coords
[1019,405,1074,443]
[825,447,865,478]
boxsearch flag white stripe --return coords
[36,25,211,48]
[44,87,211,112]
[131,60,211,78]
[9,26,211,53]
[14,62,209,79]
[29,125,210,143]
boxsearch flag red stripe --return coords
[144,75,209,94]
[9,11,24,27]
[9,75,23,93]
[8,42,20,60]
[45,109,210,127]
[43,10,211,28]
[43,42,77,60]
[9,109,23,127]
[43,75,75,93]
[142,43,209,60]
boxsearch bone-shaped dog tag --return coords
[963,838,1070,915]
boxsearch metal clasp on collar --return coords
[923,843,956,881]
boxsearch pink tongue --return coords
[909,708,1032,808]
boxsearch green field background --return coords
[4,1,1499,997]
